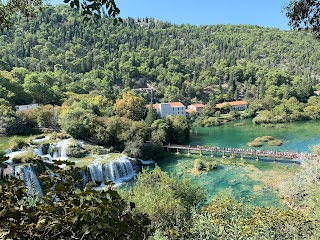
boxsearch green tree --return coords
[129,166,206,237]
[113,91,146,121]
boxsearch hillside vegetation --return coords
[0,5,319,106]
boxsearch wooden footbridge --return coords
[163,144,319,163]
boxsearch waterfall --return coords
[50,139,71,160]
[15,164,43,196]
[34,145,43,156]
[85,156,136,187]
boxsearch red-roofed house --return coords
[146,102,186,117]
[187,103,205,114]
[216,101,248,111]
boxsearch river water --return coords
[157,119,320,207]
[189,119,320,152]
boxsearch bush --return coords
[205,161,218,171]
[255,136,274,142]
[8,136,29,151]
[268,139,283,146]
[194,159,205,171]
[12,152,42,164]
[66,142,86,158]
[248,141,263,147]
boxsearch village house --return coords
[215,101,248,111]
[314,90,320,96]
[147,102,186,117]
[15,103,39,111]
[186,103,205,115]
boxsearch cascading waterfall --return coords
[34,145,53,162]
[85,156,136,187]
[50,139,72,160]
[6,164,44,196]
[4,137,144,194]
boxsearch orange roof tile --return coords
[186,109,196,113]
[146,103,160,109]
[191,103,205,108]
[170,102,185,107]
[216,103,223,108]
[228,101,248,106]
[216,101,248,108]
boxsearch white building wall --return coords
[231,104,247,111]
[158,104,186,117]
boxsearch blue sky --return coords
[50,0,291,30]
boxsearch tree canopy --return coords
[286,0,320,38]
[0,0,120,31]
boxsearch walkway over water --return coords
[164,144,320,162]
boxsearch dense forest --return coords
[0,4,320,106]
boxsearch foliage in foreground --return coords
[127,166,207,238]
[0,164,150,239]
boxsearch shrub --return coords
[194,159,205,171]
[248,141,263,147]
[268,139,283,146]
[12,152,42,164]
[255,136,274,142]
[8,136,29,151]
[66,143,86,158]
[205,161,218,171]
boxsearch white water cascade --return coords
[6,164,44,196]
[50,139,72,160]
[85,156,136,187]
[34,145,53,162]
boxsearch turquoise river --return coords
[156,119,320,207]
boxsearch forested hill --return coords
[0,4,320,105]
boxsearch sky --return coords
[50,0,291,30]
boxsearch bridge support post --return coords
[187,148,190,156]
[240,153,244,160]
[211,150,214,158]
[199,149,202,156]
[176,148,180,155]
[222,150,226,158]
[230,152,235,159]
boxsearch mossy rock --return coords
[33,134,46,140]
[41,143,50,155]
[83,145,109,155]
[247,141,263,147]
[12,152,42,164]
[49,132,70,140]
[67,144,86,158]
[9,137,29,151]
[268,139,283,146]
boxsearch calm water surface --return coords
[158,119,320,207]
[189,119,320,152]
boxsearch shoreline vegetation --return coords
[248,136,283,148]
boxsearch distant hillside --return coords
[0,5,319,104]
